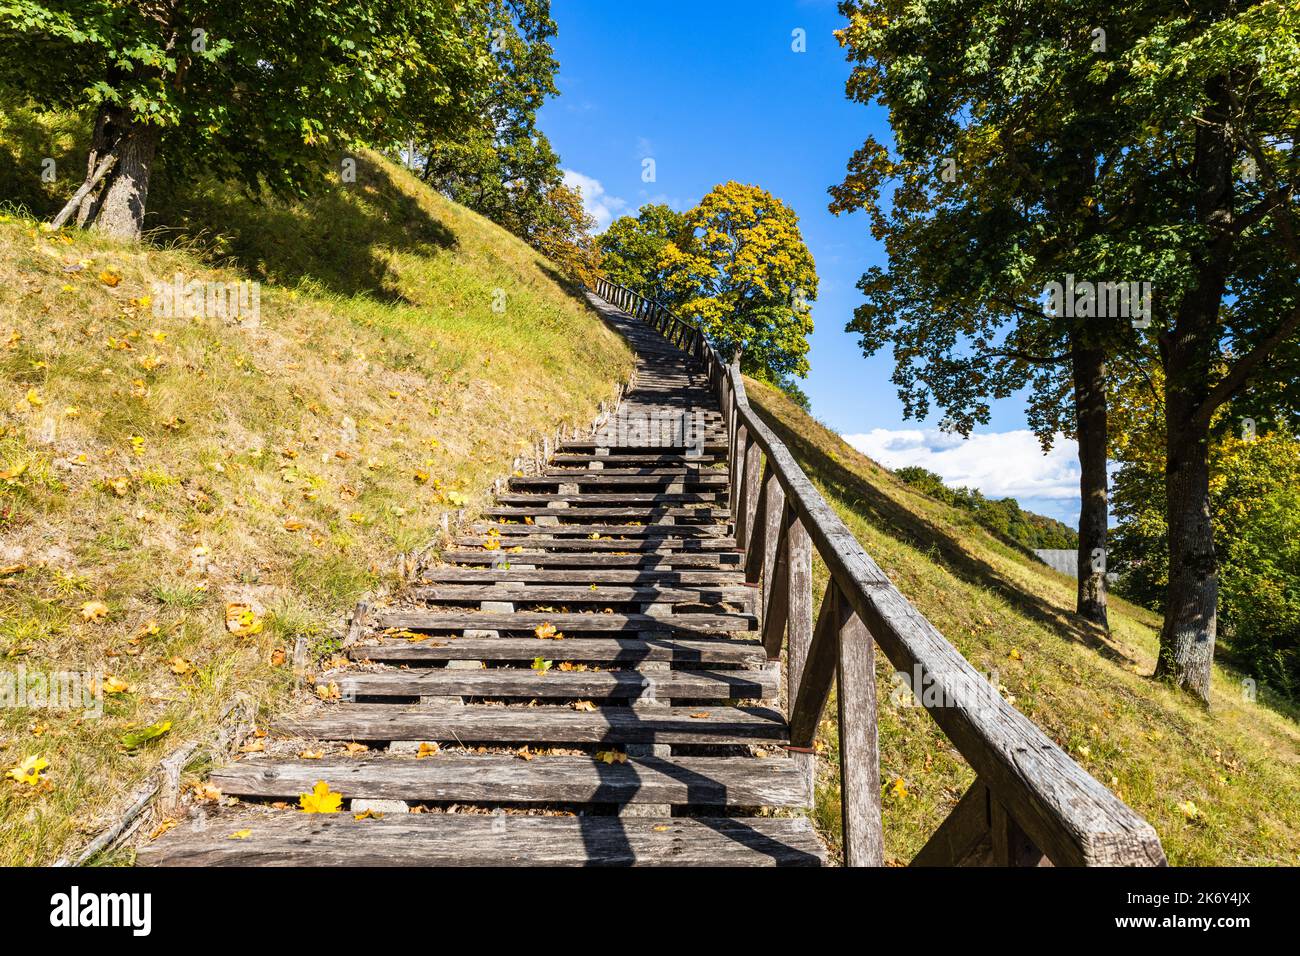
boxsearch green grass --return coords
[744,376,1300,866]
[0,139,632,864]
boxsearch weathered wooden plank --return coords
[743,461,771,582]
[510,474,728,487]
[209,754,805,806]
[139,815,824,867]
[279,703,789,744]
[437,551,742,568]
[543,467,726,478]
[417,568,746,586]
[784,512,815,802]
[471,523,731,538]
[760,506,791,658]
[376,610,757,634]
[788,585,840,747]
[484,507,730,520]
[411,584,755,607]
[836,602,883,867]
[911,783,995,867]
[337,665,779,700]
[494,493,721,505]
[453,537,738,552]
[348,635,767,666]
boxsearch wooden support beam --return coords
[788,584,840,748]
[837,599,883,867]
[744,463,772,583]
[910,783,994,867]
[761,506,792,658]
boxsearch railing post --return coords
[737,438,762,554]
[836,596,883,867]
[731,425,748,524]
[785,512,814,799]
[760,475,786,624]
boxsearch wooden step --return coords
[279,703,789,744]
[509,475,728,488]
[335,665,780,700]
[138,815,824,867]
[549,454,722,466]
[375,610,758,634]
[484,506,730,520]
[544,467,727,478]
[453,537,738,551]
[208,754,806,806]
[472,523,731,538]
[495,493,722,505]
[347,635,768,665]
[410,584,755,606]
[437,551,742,568]
[417,568,747,586]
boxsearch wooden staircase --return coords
[139,295,826,866]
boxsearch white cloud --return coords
[562,169,627,232]
[841,428,1081,502]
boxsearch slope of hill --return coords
[744,377,1300,866]
[0,153,633,864]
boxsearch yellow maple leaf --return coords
[225,602,263,637]
[5,755,49,787]
[595,750,628,765]
[298,780,343,814]
[572,700,596,712]
[299,750,323,760]
[229,829,252,840]
[1177,800,1200,820]
[24,388,43,408]
[103,676,129,695]
[483,538,500,551]
[416,742,440,759]
[353,809,383,821]
[534,622,559,640]
[891,777,909,799]
[531,657,552,673]
[98,271,121,287]
[80,600,110,623]
[1008,648,1022,661]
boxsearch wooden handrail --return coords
[591,276,1167,868]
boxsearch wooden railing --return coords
[592,276,1167,867]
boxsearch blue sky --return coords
[538,0,1083,525]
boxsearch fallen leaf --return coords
[531,657,552,673]
[353,809,383,821]
[595,750,628,765]
[416,742,440,759]
[120,720,172,750]
[5,755,49,787]
[229,829,252,840]
[225,602,264,637]
[298,780,343,814]
[572,700,597,712]
[98,271,121,287]
[299,750,323,760]
[80,600,110,623]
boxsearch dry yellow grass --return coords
[0,155,632,864]
[744,376,1300,866]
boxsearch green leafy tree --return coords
[834,0,1300,701]
[598,203,687,306]
[422,0,564,243]
[0,0,489,238]
[660,181,818,390]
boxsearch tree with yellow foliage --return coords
[659,182,818,395]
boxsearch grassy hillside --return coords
[744,377,1300,866]
[0,151,633,865]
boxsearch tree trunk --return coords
[1071,338,1109,629]
[91,117,159,239]
[71,106,159,239]
[1155,401,1217,702]
[1153,75,1234,705]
